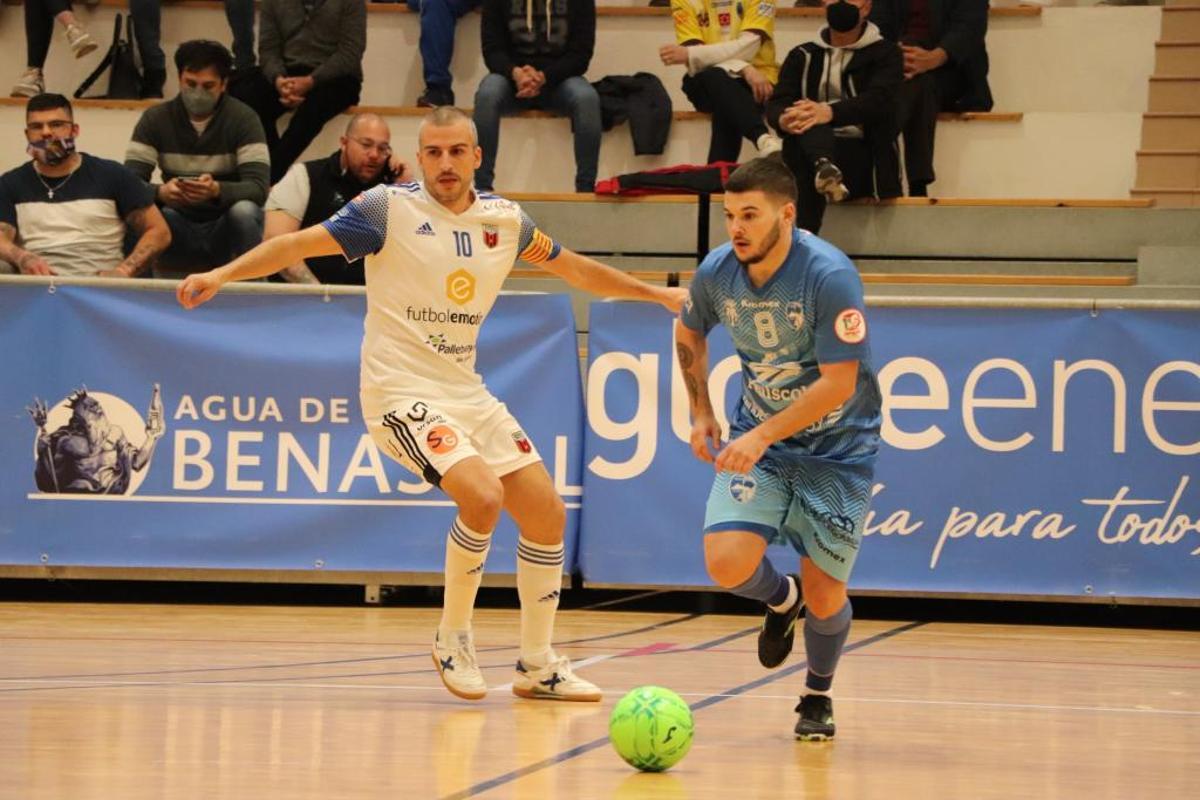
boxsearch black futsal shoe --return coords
[757,574,802,668]
[794,694,836,741]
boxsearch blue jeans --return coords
[473,73,602,193]
[406,0,480,91]
[156,200,263,275]
[130,0,256,72]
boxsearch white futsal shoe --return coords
[512,653,602,702]
[432,630,488,701]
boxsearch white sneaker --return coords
[65,23,98,60]
[432,630,487,701]
[756,133,783,156]
[11,68,43,98]
[512,653,602,702]
[814,157,850,203]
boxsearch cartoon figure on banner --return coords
[26,384,165,494]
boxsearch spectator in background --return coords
[408,0,481,107]
[125,41,268,277]
[0,94,170,277]
[658,0,782,165]
[870,0,992,196]
[10,0,97,98]
[767,0,901,233]
[129,0,257,98]
[473,0,601,193]
[266,113,409,284]
[231,0,366,183]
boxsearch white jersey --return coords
[322,181,561,413]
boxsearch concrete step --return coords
[1131,187,1200,206]
[1162,6,1200,41]
[1154,41,1200,75]
[1135,149,1200,188]
[1147,77,1200,112]
[1141,112,1200,148]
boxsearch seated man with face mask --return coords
[125,40,270,277]
[266,113,410,285]
[766,0,901,235]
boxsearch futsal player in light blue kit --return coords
[675,155,882,740]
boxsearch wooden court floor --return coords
[0,601,1196,800]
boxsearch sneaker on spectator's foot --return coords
[513,654,602,702]
[417,85,455,108]
[758,574,803,668]
[432,630,487,701]
[756,133,783,156]
[814,157,849,202]
[65,23,97,59]
[794,693,836,741]
[11,67,43,98]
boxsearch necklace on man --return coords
[34,165,77,199]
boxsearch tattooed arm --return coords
[675,318,724,463]
[103,205,171,278]
[0,222,54,275]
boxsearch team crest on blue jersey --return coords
[729,474,756,503]
[786,302,805,330]
[723,299,739,326]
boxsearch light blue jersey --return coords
[681,228,882,465]
[681,228,882,581]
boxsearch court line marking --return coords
[0,613,704,687]
[0,676,1195,719]
[437,621,928,800]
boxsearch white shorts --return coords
[364,390,542,485]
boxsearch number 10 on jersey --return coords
[453,231,473,258]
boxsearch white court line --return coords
[26,494,581,509]
[491,653,615,692]
[1,674,1195,717]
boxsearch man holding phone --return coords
[265,113,411,285]
[125,40,269,277]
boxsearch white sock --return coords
[768,575,798,614]
[516,535,564,666]
[438,517,492,637]
[804,686,832,698]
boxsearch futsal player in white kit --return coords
[178,107,686,702]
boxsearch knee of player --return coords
[803,584,849,619]
[460,480,504,527]
[704,547,758,589]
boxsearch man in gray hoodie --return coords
[230,0,367,183]
[766,0,901,234]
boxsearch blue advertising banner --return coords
[0,284,585,575]
[581,302,1200,600]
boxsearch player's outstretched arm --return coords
[675,319,723,463]
[177,225,345,309]
[539,247,687,313]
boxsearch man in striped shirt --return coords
[125,40,269,277]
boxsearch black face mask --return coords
[826,0,861,32]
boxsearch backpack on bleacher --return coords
[74,14,142,100]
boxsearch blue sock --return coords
[804,600,852,693]
[729,559,791,606]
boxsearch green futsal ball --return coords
[609,686,695,772]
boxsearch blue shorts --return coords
[703,457,874,583]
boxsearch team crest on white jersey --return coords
[482,224,499,248]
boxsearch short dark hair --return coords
[25,93,73,120]
[174,39,233,80]
[724,154,798,206]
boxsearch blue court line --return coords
[437,620,928,800]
